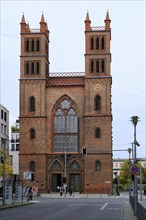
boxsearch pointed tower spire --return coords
[104,10,111,29]
[26,22,30,32]
[85,11,91,31]
[21,13,26,23]
[40,12,46,32]
[20,13,27,33]
[41,13,45,23]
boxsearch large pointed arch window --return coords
[54,99,78,152]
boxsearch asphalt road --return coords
[0,197,124,220]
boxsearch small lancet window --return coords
[29,96,35,112]
[26,62,29,74]
[26,40,29,52]
[95,95,101,111]
[37,39,40,51]
[102,60,105,73]
[31,63,34,74]
[30,128,35,139]
[30,161,35,171]
[95,128,101,138]
[101,37,105,50]
[37,62,40,74]
[96,38,99,50]
[32,39,34,51]
[91,38,94,50]
[95,161,100,171]
[96,61,99,73]
[91,61,94,73]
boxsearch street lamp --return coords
[131,116,139,216]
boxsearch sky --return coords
[0,0,145,159]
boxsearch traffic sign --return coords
[23,172,32,180]
[131,166,138,173]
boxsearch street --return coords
[0,196,125,220]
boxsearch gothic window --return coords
[31,63,34,74]
[51,160,62,169]
[70,160,80,169]
[91,61,94,73]
[26,39,29,52]
[30,128,35,139]
[95,128,101,138]
[29,96,35,112]
[54,98,78,152]
[95,95,101,111]
[30,161,35,171]
[26,62,29,74]
[95,161,100,171]
[101,37,105,49]
[37,62,40,74]
[32,39,34,51]
[102,60,105,73]
[37,39,40,51]
[96,61,99,73]
[96,37,99,50]
[91,38,94,50]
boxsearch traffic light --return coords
[83,146,86,154]
[131,171,134,181]
[31,173,35,182]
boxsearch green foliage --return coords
[11,125,19,132]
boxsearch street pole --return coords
[128,148,132,202]
[2,138,6,206]
[140,166,142,201]
[64,147,67,197]
[131,116,139,217]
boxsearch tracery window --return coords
[54,99,78,152]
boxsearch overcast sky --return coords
[0,0,145,159]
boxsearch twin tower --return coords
[19,11,112,194]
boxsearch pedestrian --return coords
[69,186,72,196]
[60,186,63,196]
[28,187,33,201]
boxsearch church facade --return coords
[19,11,113,193]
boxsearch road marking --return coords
[100,202,108,210]
[68,203,101,207]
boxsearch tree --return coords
[119,161,131,189]
[0,148,13,177]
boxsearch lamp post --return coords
[128,147,132,202]
[1,138,6,206]
[64,147,67,197]
[131,116,139,216]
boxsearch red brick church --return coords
[19,11,113,193]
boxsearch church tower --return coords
[19,14,49,191]
[83,11,112,192]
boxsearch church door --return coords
[52,174,62,192]
[70,174,80,192]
